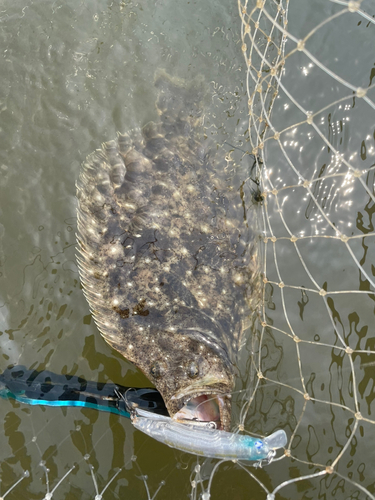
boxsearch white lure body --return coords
[132,408,287,461]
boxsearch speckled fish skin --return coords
[76,71,260,431]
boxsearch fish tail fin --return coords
[154,70,208,132]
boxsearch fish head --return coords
[143,330,234,431]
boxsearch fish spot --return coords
[113,306,130,319]
[132,299,149,317]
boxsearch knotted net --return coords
[232,0,375,498]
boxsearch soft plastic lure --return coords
[0,365,168,418]
[0,366,287,462]
[132,408,287,462]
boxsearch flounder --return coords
[76,72,260,431]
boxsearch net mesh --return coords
[233,0,375,497]
[1,0,375,499]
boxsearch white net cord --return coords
[236,0,375,498]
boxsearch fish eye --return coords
[187,361,199,379]
[150,362,165,379]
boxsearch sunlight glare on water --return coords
[0,0,375,499]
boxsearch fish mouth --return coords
[173,392,231,431]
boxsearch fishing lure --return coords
[131,407,287,462]
[0,365,167,418]
[0,366,287,462]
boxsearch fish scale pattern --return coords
[76,71,260,429]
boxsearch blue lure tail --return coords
[0,365,168,419]
[0,365,287,462]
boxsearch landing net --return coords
[234,0,375,498]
